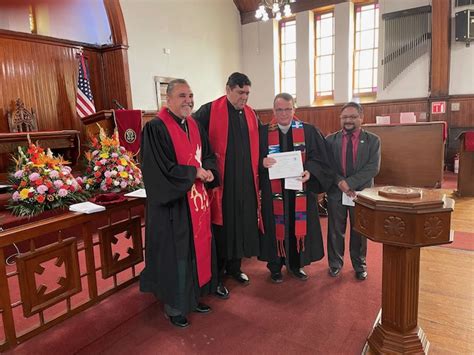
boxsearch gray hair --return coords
[273,92,295,107]
[166,79,189,95]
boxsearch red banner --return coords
[114,110,141,155]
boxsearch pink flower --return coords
[100,159,107,165]
[58,188,68,197]
[54,180,64,188]
[117,165,124,172]
[104,171,112,178]
[111,153,119,158]
[92,150,99,156]
[12,191,20,201]
[14,170,23,179]
[120,181,128,189]
[101,184,108,191]
[49,170,59,179]
[37,185,48,194]
[29,172,40,181]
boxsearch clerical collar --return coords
[278,122,292,134]
[167,109,187,125]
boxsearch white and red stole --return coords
[208,96,263,232]
[158,107,211,287]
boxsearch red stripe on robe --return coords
[208,96,263,232]
[158,108,212,287]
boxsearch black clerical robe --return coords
[193,100,260,259]
[139,115,218,315]
[258,122,333,267]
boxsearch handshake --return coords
[196,167,214,183]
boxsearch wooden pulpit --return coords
[80,110,115,137]
[355,186,454,354]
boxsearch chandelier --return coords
[255,0,293,22]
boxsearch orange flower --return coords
[35,195,46,203]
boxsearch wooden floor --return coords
[418,247,474,354]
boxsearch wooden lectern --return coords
[80,110,115,137]
[355,186,454,354]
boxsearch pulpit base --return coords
[365,322,429,354]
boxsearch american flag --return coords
[76,55,96,118]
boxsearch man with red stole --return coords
[193,73,262,298]
[259,93,333,283]
[140,79,218,328]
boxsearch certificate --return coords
[284,177,303,191]
[268,151,303,180]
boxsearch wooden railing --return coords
[0,197,145,351]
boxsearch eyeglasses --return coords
[275,108,293,114]
[340,115,359,120]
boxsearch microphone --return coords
[112,99,125,110]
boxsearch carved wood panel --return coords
[98,215,143,278]
[16,237,81,317]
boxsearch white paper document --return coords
[69,201,106,214]
[284,177,303,191]
[124,188,147,198]
[342,192,359,207]
[268,151,303,180]
[400,112,416,124]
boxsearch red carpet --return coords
[5,217,384,355]
[442,231,474,251]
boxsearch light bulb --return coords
[272,3,279,13]
[255,9,262,19]
[284,4,292,17]
[262,12,269,21]
[275,11,282,21]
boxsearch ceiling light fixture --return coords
[255,0,293,22]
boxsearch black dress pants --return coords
[327,197,367,272]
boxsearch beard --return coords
[344,123,356,132]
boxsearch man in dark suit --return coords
[326,102,381,280]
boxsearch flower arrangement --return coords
[8,143,89,217]
[82,126,143,193]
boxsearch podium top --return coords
[356,186,453,212]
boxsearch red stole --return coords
[209,96,263,232]
[158,107,211,287]
[268,118,307,256]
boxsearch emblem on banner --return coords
[124,129,137,143]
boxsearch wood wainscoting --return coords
[256,96,474,137]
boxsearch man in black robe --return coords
[259,93,333,282]
[193,72,262,298]
[140,79,218,328]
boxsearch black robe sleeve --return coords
[140,119,197,205]
[304,124,335,194]
[192,102,212,133]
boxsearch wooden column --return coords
[369,245,428,353]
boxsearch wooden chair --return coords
[7,98,38,133]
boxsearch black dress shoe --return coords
[356,271,368,280]
[231,272,250,285]
[215,282,229,299]
[165,314,189,328]
[329,267,341,277]
[270,272,283,283]
[290,268,308,281]
[194,302,212,313]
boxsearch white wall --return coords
[242,20,279,110]
[0,1,111,44]
[0,5,30,33]
[121,0,242,110]
[450,3,474,95]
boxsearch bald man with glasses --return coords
[325,102,381,281]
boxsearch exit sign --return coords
[431,101,446,114]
